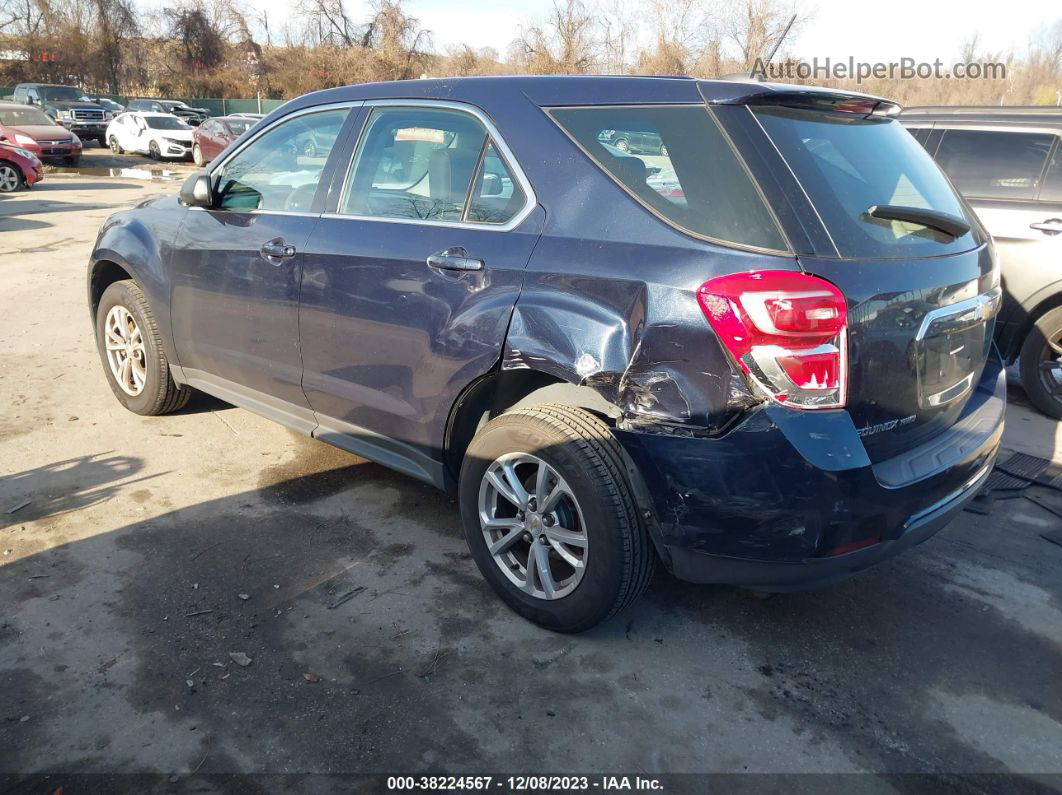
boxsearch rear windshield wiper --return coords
[866,205,970,239]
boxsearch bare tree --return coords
[720,0,805,72]
[514,0,598,73]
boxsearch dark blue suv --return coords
[88,77,1005,631]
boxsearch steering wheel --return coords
[284,183,317,212]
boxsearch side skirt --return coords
[173,366,447,489]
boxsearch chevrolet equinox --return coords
[88,77,1005,632]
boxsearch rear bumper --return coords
[616,357,1005,590]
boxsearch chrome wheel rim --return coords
[104,305,147,396]
[110,137,119,153]
[0,165,20,192]
[1038,326,1062,403]
[478,453,588,600]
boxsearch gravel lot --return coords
[1,168,1061,790]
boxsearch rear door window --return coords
[752,106,978,258]
[341,105,528,226]
[1037,141,1062,202]
[935,129,1053,200]
[548,105,787,251]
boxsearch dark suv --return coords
[12,83,108,146]
[901,106,1062,417]
[88,77,1004,631]
[126,99,209,126]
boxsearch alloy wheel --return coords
[478,452,589,600]
[0,165,21,192]
[103,305,147,396]
[1038,326,1062,405]
[109,136,120,154]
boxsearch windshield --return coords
[752,106,978,258]
[0,107,55,126]
[41,87,89,102]
[145,116,190,130]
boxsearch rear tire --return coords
[95,280,191,416]
[1019,306,1062,419]
[459,404,654,632]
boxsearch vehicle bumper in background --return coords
[162,142,192,159]
[616,356,1005,591]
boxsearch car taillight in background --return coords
[697,271,848,409]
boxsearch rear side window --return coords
[935,130,1053,200]
[548,105,787,251]
[753,107,977,258]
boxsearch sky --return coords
[164,0,1059,65]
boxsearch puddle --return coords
[43,166,188,182]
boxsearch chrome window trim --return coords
[322,98,538,233]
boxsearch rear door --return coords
[726,100,1000,461]
[931,127,1061,335]
[298,101,542,478]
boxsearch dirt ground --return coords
[1,169,1061,791]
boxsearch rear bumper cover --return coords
[616,358,1005,590]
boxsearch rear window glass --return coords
[935,130,1053,200]
[753,107,977,259]
[1041,143,1062,202]
[549,105,787,251]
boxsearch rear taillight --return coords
[697,271,848,409]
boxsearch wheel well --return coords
[443,369,621,481]
[89,260,134,319]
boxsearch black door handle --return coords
[260,238,296,263]
[426,246,483,272]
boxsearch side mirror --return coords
[180,171,213,208]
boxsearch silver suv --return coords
[902,106,1062,418]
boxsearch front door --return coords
[298,103,542,480]
[170,105,355,425]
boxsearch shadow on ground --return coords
[0,435,1059,788]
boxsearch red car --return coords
[191,115,257,166]
[0,103,82,165]
[0,142,44,192]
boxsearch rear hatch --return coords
[718,91,1000,462]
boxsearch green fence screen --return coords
[0,89,285,117]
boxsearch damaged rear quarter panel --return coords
[505,231,798,434]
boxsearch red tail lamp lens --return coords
[697,271,848,409]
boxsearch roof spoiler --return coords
[705,82,902,119]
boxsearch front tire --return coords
[96,136,107,148]
[95,280,191,416]
[1019,306,1062,419]
[109,136,123,154]
[0,163,22,192]
[149,141,161,160]
[63,155,80,167]
[614,138,630,153]
[192,143,205,167]
[459,404,654,632]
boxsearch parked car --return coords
[192,115,256,166]
[0,142,44,191]
[0,103,82,165]
[88,77,1005,631]
[106,112,194,160]
[597,127,667,155]
[902,106,1062,418]
[93,97,126,115]
[126,99,209,126]
[12,83,108,146]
